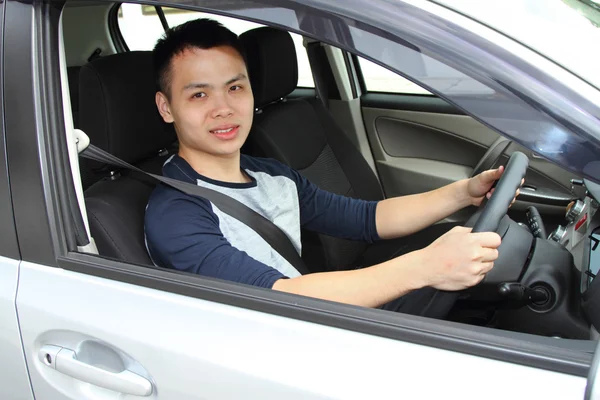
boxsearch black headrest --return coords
[240,27,298,108]
[79,51,176,166]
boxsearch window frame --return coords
[108,3,129,53]
[18,0,596,379]
[0,0,20,261]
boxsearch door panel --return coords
[375,117,483,166]
[16,262,586,399]
[363,106,497,197]
[0,257,35,400]
[361,99,578,219]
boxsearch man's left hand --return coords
[467,166,523,207]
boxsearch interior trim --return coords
[362,92,463,115]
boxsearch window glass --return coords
[358,51,495,97]
[117,4,314,87]
[358,57,432,95]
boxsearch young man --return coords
[145,18,513,316]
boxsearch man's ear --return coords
[155,91,174,123]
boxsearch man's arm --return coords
[146,194,287,288]
[273,226,501,308]
[376,179,471,240]
[273,250,426,307]
[376,167,514,240]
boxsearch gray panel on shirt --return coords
[197,170,302,278]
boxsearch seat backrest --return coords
[79,51,177,265]
[240,28,384,271]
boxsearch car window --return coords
[117,4,315,88]
[358,56,433,95]
[52,2,599,382]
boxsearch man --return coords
[145,18,515,316]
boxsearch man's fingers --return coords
[471,232,502,248]
[452,226,473,233]
[480,248,499,262]
[479,167,502,184]
[481,261,494,274]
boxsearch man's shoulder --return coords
[145,180,214,224]
[148,154,213,211]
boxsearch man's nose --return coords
[211,94,233,118]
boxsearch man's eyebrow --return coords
[225,73,248,85]
[183,82,210,91]
[182,74,248,91]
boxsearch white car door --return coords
[14,263,590,400]
[588,340,600,399]
[0,256,34,400]
[5,0,597,399]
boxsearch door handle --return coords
[39,345,153,396]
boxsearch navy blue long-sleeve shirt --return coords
[144,154,380,288]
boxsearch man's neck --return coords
[178,147,249,184]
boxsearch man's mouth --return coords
[209,125,240,140]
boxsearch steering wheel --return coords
[466,151,529,233]
[471,137,512,178]
[432,152,529,317]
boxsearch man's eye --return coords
[230,85,242,92]
[192,92,206,99]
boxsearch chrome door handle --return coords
[39,345,153,396]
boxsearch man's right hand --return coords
[416,226,501,291]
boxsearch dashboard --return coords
[491,183,600,338]
[546,188,600,335]
[549,196,599,283]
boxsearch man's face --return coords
[156,46,253,158]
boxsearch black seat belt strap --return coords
[81,144,310,275]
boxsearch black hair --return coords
[152,18,247,98]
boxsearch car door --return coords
[355,57,577,223]
[0,2,36,398]
[6,1,596,399]
[588,340,600,399]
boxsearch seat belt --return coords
[81,144,310,276]
[306,42,330,108]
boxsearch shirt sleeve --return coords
[288,169,381,243]
[145,191,286,289]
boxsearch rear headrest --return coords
[240,27,298,109]
[79,51,176,166]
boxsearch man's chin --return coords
[180,134,248,159]
[209,141,246,158]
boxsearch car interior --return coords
[57,2,599,348]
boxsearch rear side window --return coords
[117,4,315,88]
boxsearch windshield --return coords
[433,0,600,91]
